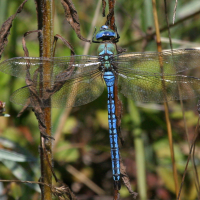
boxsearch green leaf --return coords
[0,137,37,162]
[157,166,180,193]
[55,140,79,162]
[2,160,40,193]
[178,1,200,18]
[0,149,34,162]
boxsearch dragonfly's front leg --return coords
[103,71,121,190]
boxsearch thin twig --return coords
[0,179,77,199]
[164,0,173,50]
[173,0,178,24]
[177,118,200,199]
[152,0,179,198]
[67,165,105,195]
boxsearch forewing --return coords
[0,55,100,82]
[118,73,200,102]
[113,49,200,74]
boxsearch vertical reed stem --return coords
[128,99,147,200]
[36,0,53,199]
[151,0,179,198]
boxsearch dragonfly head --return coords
[95,25,117,41]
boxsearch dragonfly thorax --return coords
[98,43,116,72]
[97,43,116,55]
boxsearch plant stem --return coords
[151,0,179,198]
[36,0,53,199]
[108,0,116,30]
[128,99,147,200]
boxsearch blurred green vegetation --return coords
[0,0,200,199]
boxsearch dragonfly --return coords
[1,25,200,190]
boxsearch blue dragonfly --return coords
[1,25,200,189]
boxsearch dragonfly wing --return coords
[0,56,99,82]
[118,73,200,102]
[51,70,104,107]
[114,49,200,74]
[10,86,31,107]
[10,70,104,108]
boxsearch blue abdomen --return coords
[103,71,121,190]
